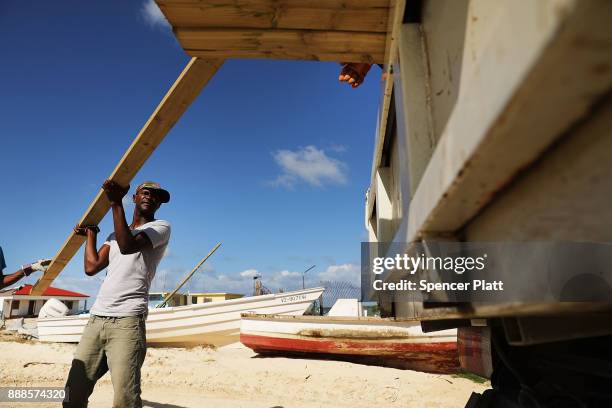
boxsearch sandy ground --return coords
[0,330,488,408]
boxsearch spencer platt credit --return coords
[372,279,504,293]
[369,254,504,293]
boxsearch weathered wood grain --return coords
[157,0,389,32]
[177,28,386,63]
[369,0,405,187]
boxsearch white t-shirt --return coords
[90,219,170,317]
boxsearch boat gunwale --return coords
[37,287,324,323]
[151,286,323,315]
[240,313,422,325]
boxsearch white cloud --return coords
[233,269,302,293]
[150,263,360,298]
[270,145,348,188]
[271,174,296,189]
[141,0,170,29]
[280,270,300,278]
[317,263,360,283]
[240,269,259,278]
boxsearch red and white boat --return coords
[240,313,459,373]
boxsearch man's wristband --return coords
[86,226,100,234]
[78,225,100,234]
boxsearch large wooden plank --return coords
[30,58,223,295]
[369,0,405,187]
[157,0,389,32]
[188,49,380,63]
[177,28,386,63]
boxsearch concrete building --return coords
[188,292,243,304]
[148,291,187,308]
[0,284,89,319]
[148,292,244,308]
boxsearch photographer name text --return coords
[372,279,504,292]
[370,254,504,293]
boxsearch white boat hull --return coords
[37,287,324,346]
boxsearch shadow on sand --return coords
[142,400,188,408]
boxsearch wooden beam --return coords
[382,0,405,72]
[30,57,223,295]
[177,28,386,63]
[157,0,389,32]
[369,0,405,183]
[181,29,384,62]
[187,49,380,64]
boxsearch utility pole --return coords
[302,265,315,289]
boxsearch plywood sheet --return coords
[157,0,391,62]
[158,0,389,32]
[177,28,385,62]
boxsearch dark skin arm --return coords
[74,226,109,276]
[103,180,153,255]
[1,270,27,288]
[1,260,52,289]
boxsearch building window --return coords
[64,301,73,309]
[192,296,197,304]
[11,300,19,310]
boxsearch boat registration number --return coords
[280,294,307,303]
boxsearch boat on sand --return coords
[240,313,459,373]
[37,287,324,347]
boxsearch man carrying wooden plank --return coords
[63,180,171,408]
[0,246,51,289]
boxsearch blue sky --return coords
[0,1,382,300]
